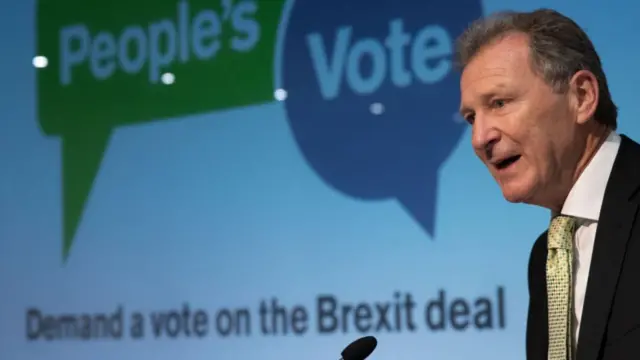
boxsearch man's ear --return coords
[569,69,599,125]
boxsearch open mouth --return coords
[495,155,521,170]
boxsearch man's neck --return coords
[549,125,612,213]
[573,126,611,185]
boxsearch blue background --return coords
[2,0,640,359]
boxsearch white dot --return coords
[161,72,175,85]
[274,88,287,101]
[33,56,48,68]
[370,102,384,115]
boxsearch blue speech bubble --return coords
[280,0,482,236]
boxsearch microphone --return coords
[339,336,378,360]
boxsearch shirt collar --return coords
[554,131,621,222]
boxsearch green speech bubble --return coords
[36,0,286,262]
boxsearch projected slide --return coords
[2,0,640,359]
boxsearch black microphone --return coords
[339,336,377,360]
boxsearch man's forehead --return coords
[464,39,530,77]
[460,36,533,96]
[461,68,510,91]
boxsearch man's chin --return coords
[500,186,531,204]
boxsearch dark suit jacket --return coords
[527,134,640,360]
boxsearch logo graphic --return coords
[279,0,482,235]
[36,0,482,262]
[36,0,287,261]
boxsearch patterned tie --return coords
[547,215,576,360]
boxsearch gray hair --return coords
[455,8,617,129]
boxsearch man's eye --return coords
[464,113,475,124]
[491,99,506,108]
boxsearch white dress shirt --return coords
[554,131,621,351]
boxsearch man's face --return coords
[459,33,582,207]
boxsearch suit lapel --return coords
[576,135,640,360]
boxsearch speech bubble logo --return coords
[280,0,482,236]
[36,0,287,262]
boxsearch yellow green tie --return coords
[547,215,576,360]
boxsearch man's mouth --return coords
[495,155,521,170]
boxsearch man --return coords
[455,8,640,360]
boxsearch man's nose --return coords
[471,115,501,156]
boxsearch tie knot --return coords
[548,215,576,250]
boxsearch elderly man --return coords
[456,8,640,360]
